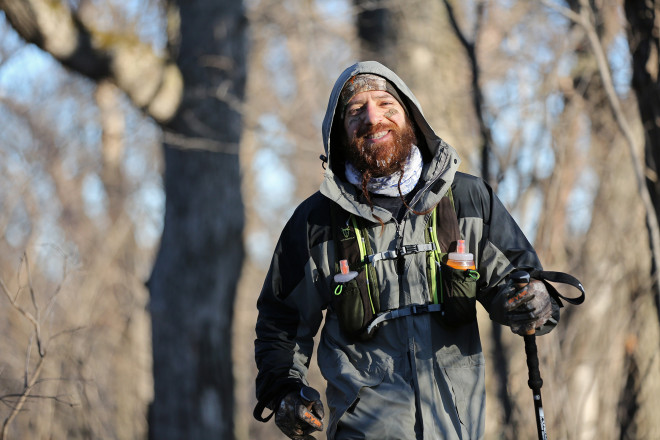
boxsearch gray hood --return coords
[320,61,461,222]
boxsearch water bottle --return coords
[446,240,476,270]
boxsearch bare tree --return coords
[0,1,249,439]
[625,0,660,301]
[149,1,248,438]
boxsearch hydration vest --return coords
[330,189,483,340]
[329,189,585,341]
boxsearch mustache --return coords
[356,122,397,139]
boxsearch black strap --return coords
[366,303,443,335]
[434,190,461,254]
[253,401,275,422]
[529,270,585,305]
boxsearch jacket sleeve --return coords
[253,196,331,421]
[452,173,560,331]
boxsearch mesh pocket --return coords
[437,264,480,328]
[332,276,376,340]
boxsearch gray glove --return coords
[490,279,553,335]
[275,386,324,439]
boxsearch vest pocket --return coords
[331,273,376,341]
[437,264,480,328]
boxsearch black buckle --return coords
[399,245,418,256]
[411,304,429,315]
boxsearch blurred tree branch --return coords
[443,0,495,183]
[0,253,70,440]
[0,0,183,122]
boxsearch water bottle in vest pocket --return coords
[437,262,480,328]
[331,260,379,341]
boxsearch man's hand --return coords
[491,279,553,335]
[275,386,325,439]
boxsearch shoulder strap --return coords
[427,188,461,304]
[433,187,461,254]
[330,203,362,269]
[329,204,380,315]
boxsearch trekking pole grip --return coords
[510,271,536,336]
[524,334,543,391]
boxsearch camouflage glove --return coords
[274,386,324,439]
[491,279,553,335]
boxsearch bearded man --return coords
[254,61,559,440]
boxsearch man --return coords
[254,61,558,439]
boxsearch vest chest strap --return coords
[367,243,436,265]
[366,303,443,336]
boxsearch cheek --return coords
[383,108,398,119]
[389,113,407,128]
[344,122,359,140]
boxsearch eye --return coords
[347,106,362,117]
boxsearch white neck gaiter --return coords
[345,145,423,197]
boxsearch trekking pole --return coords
[511,271,548,440]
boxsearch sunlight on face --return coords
[343,90,408,144]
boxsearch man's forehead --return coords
[340,74,389,108]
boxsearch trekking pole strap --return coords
[529,270,585,306]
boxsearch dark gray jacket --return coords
[255,61,552,439]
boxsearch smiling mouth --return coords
[365,130,389,140]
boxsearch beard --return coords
[346,120,417,179]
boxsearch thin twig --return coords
[0,279,40,334]
[0,393,77,408]
[22,253,44,357]
[24,336,33,389]
[0,262,51,440]
[22,253,39,320]
[0,356,46,440]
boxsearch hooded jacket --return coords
[254,61,550,439]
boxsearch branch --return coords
[0,356,46,440]
[541,0,660,297]
[0,251,74,439]
[0,0,183,123]
[0,277,43,356]
[443,0,495,183]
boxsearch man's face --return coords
[343,90,416,177]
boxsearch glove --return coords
[274,386,325,439]
[490,279,553,335]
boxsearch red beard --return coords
[347,120,417,178]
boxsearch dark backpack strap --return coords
[434,188,461,253]
[528,270,585,306]
[330,203,361,269]
[329,203,381,330]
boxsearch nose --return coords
[362,102,382,125]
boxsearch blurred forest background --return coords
[0,0,659,439]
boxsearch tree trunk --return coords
[625,0,660,292]
[148,1,248,439]
[353,0,479,166]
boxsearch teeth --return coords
[366,131,388,140]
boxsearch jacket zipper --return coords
[395,217,406,276]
